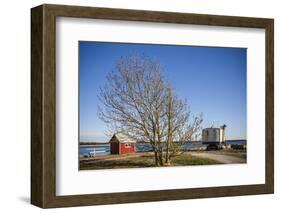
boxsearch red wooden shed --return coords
[109,133,137,155]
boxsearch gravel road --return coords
[189,152,246,164]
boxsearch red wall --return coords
[120,143,135,154]
[110,142,135,155]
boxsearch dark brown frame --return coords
[31,4,274,208]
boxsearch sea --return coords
[79,140,246,157]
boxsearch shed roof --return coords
[111,133,137,143]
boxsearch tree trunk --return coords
[165,154,171,165]
[165,91,172,166]
[165,142,170,164]
[154,151,159,166]
[159,150,164,166]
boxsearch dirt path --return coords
[81,153,146,163]
[189,152,246,164]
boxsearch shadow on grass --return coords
[80,153,222,170]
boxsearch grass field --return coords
[79,153,222,170]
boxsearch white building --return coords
[202,125,226,143]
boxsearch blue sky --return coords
[79,41,247,142]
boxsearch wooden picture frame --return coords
[31,4,274,208]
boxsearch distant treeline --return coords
[80,141,203,145]
[136,141,201,143]
[80,142,109,145]
[80,140,246,146]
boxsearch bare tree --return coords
[164,88,203,165]
[98,54,202,166]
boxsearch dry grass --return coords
[79,153,222,170]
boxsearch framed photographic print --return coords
[31,4,274,208]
